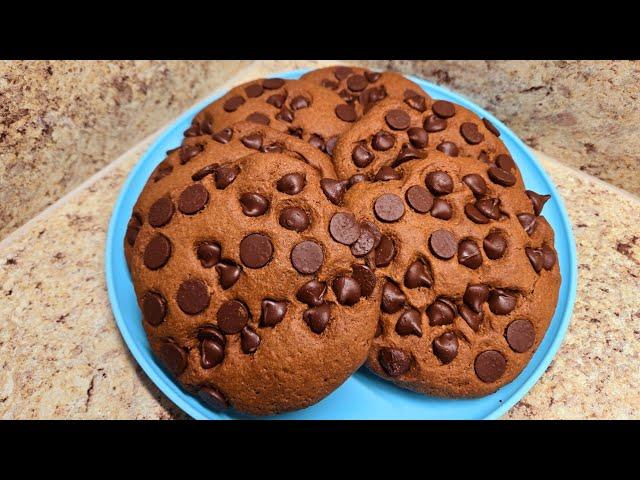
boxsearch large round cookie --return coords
[301,65,431,116]
[339,153,560,397]
[184,77,363,157]
[331,97,511,181]
[124,132,379,415]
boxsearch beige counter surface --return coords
[0,61,638,419]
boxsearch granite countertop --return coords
[0,61,638,419]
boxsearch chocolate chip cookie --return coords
[301,65,431,116]
[184,77,362,158]
[331,97,511,181]
[125,133,379,415]
[339,152,560,397]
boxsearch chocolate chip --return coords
[381,281,406,313]
[430,199,453,220]
[526,247,544,273]
[217,300,249,334]
[352,144,374,167]
[276,173,305,195]
[200,335,224,369]
[374,166,403,181]
[459,304,483,331]
[432,100,456,118]
[407,127,428,148]
[303,303,332,334]
[374,194,405,223]
[436,141,459,157]
[506,319,535,353]
[352,264,376,297]
[404,94,427,112]
[241,133,263,150]
[488,289,517,315]
[263,78,285,89]
[290,95,310,110]
[148,197,174,228]
[404,259,433,289]
[260,299,288,327]
[329,212,360,245]
[177,278,210,315]
[396,309,423,337]
[214,164,240,190]
[482,232,507,260]
[337,88,355,104]
[526,190,551,216]
[142,292,167,326]
[517,213,537,235]
[427,298,457,326]
[153,162,173,182]
[308,134,324,151]
[212,128,233,144]
[223,95,245,112]
[143,234,172,270]
[495,154,516,173]
[392,144,424,167]
[425,171,453,196]
[192,163,219,181]
[405,186,434,213]
[464,284,490,313]
[245,83,264,98]
[159,339,187,375]
[429,229,457,259]
[334,66,353,80]
[291,241,324,274]
[216,261,242,289]
[462,174,487,197]
[320,178,348,205]
[488,167,516,187]
[289,127,304,139]
[351,221,382,257]
[349,173,368,187]
[478,151,489,163]
[375,235,396,267]
[240,326,260,354]
[178,183,209,214]
[296,280,327,307]
[183,124,201,137]
[239,193,269,217]
[279,207,310,232]
[460,122,484,144]
[246,112,270,125]
[239,233,273,269]
[474,350,506,383]
[385,109,411,130]
[275,107,294,123]
[201,118,214,135]
[378,347,411,377]
[335,104,357,122]
[465,203,490,224]
[542,244,556,270]
[347,74,368,92]
[332,276,361,306]
[433,332,458,364]
[483,118,500,136]
[424,115,447,132]
[321,79,339,90]
[266,94,286,108]
[475,198,502,220]
[372,131,396,151]
[325,136,338,156]
[180,144,203,164]
[197,242,221,268]
[261,142,284,154]
[458,239,483,269]
[198,386,228,411]
[365,71,381,82]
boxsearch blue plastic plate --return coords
[105,69,578,420]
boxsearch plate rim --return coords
[105,68,578,420]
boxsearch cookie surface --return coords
[331,97,510,181]
[301,65,431,116]
[339,153,560,397]
[125,131,379,415]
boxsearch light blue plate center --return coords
[105,69,578,420]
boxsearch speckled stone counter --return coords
[0,61,638,419]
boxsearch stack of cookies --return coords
[124,66,561,415]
